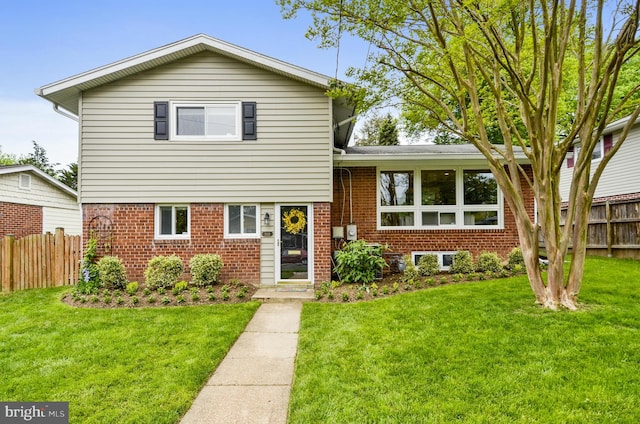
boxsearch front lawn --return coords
[0,288,259,423]
[290,256,640,423]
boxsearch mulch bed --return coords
[61,270,519,308]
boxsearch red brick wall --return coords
[313,202,332,285]
[331,166,535,261]
[0,202,43,238]
[82,203,261,284]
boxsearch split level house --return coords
[37,34,534,288]
[0,164,81,238]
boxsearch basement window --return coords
[155,205,190,239]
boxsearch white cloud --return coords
[0,98,78,167]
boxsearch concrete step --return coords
[252,288,315,303]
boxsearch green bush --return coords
[450,251,475,274]
[189,254,223,286]
[97,256,127,290]
[126,281,139,296]
[507,247,525,270]
[417,254,440,276]
[144,255,184,289]
[476,252,503,273]
[333,240,388,284]
[401,254,420,282]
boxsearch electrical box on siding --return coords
[332,226,344,239]
[346,224,357,241]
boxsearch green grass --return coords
[0,288,259,423]
[290,257,640,423]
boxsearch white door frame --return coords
[275,203,313,284]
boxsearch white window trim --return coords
[155,204,190,240]
[575,138,604,163]
[224,204,261,239]
[170,101,242,141]
[412,251,456,271]
[377,166,503,230]
[18,173,31,190]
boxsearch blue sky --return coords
[0,0,367,166]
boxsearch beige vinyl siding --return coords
[43,206,82,235]
[80,52,333,203]
[260,203,276,286]
[559,128,640,200]
[0,173,77,210]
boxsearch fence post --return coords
[2,235,15,292]
[606,201,612,258]
[54,228,65,286]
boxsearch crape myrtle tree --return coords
[280,0,640,309]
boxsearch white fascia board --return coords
[333,153,530,165]
[37,34,330,97]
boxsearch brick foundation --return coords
[0,202,43,238]
[331,166,535,261]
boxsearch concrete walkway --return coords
[180,302,303,424]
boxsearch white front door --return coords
[275,204,313,284]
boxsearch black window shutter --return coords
[242,102,257,140]
[567,145,574,168]
[154,101,169,140]
[603,134,613,153]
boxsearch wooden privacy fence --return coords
[1,228,81,292]
[559,198,640,259]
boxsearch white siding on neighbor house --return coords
[559,126,640,200]
[43,206,82,235]
[80,51,333,204]
[0,172,77,210]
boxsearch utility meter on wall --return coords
[346,224,357,241]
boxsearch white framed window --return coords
[155,205,190,239]
[171,101,241,141]
[575,139,604,162]
[412,251,456,271]
[224,204,260,239]
[378,166,502,229]
[18,174,31,190]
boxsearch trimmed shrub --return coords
[189,254,223,286]
[144,255,184,289]
[97,256,127,290]
[507,247,525,270]
[334,240,388,284]
[417,254,440,276]
[125,281,139,295]
[401,254,420,282]
[476,252,503,273]
[450,251,474,274]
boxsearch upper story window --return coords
[225,204,260,239]
[378,167,502,229]
[172,102,241,141]
[155,205,190,239]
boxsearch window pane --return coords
[422,212,438,225]
[440,212,456,225]
[443,254,454,268]
[380,171,414,206]
[175,207,188,234]
[206,105,237,136]
[421,212,456,226]
[464,170,497,205]
[160,206,172,235]
[591,140,602,160]
[177,107,205,135]
[421,170,456,205]
[243,205,257,234]
[381,212,414,226]
[228,205,241,234]
[464,211,498,226]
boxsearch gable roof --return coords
[35,34,357,146]
[0,165,77,198]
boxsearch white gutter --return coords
[53,104,78,122]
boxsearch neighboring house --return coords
[0,165,81,238]
[559,115,640,258]
[36,34,533,287]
